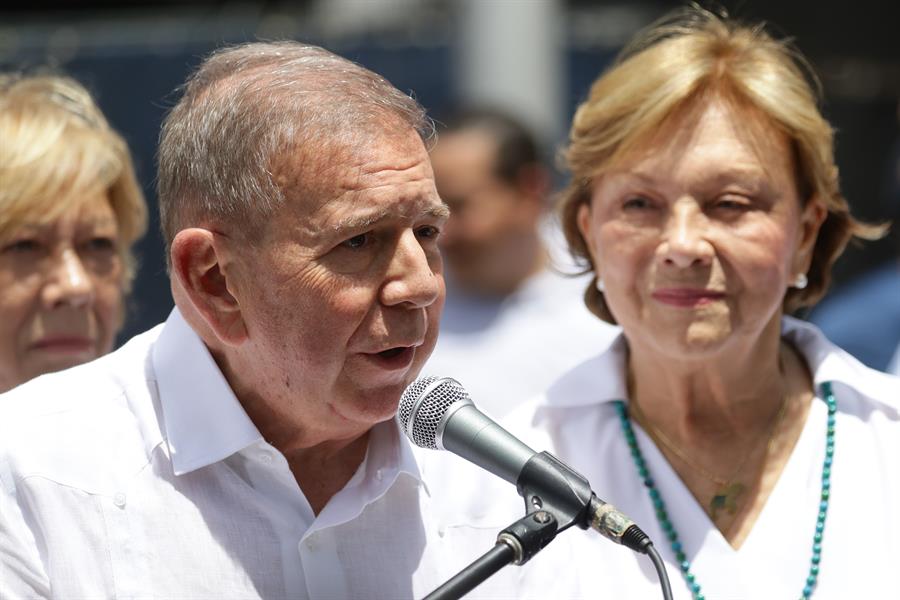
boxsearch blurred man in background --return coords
[425,108,617,416]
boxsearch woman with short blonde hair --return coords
[0,74,148,392]
[559,10,884,322]
[499,7,899,599]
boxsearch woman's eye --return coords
[84,237,116,252]
[712,197,751,212]
[341,233,371,250]
[2,239,41,254]
[622,196,653,210]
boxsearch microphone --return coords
[399,375,651,553]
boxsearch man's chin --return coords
[339,349,433,425]
[345,385,409,426]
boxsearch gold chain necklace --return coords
[628,394,789,520]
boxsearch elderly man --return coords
[0,43,536,598]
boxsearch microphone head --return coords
[398,375,472,449]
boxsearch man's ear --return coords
[170,228,248,346]
[792,196,828,276]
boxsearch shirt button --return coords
[260,452,273,464]
[437,525,446,538]
[375,468,384,481]
[305,533,318,551]
[113,492,127,508]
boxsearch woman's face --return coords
[577,99,825,359]
[0,190,124,392]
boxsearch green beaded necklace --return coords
[614,381,836,600]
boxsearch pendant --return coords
[709,482,745,520]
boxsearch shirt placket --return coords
[298,526,348,599]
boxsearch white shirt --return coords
[426,266,619,418]
[488,317,900,599]
[0,308,546,599]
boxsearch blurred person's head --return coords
[559,7,883,336]
[431,108,550,297]
[158,42,446,444]
[0,74,148,393]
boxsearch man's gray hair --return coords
[157,41,434,256]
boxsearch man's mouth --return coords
[378,347,406,359]
[362,345,418,372]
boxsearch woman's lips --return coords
[652,288,726,308]
[30,336,94,354]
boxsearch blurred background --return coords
[2,0,898,349]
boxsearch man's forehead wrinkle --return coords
[354,151,426,175]
[333,152,432,193]
[333,175,431,196]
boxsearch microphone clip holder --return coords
[517,451,594,534]
[518,451,650,552]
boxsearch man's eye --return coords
[416,225,440,240]
[2,239,41,254]
[341,233,371,250]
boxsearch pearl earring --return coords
[793,273,808,290]
[595,277,605,292]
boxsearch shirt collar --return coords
[152,308,263,475]
[535,315,899,414]
[306,418,426,531]
[537,332,629,409]
[781,316,900,413]
[353,418,425,494]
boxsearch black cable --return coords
[645,542,674,600]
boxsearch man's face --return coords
[226,126,447,438]
[430,129,536,294]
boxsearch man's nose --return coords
[381,230,442,308]
[657,200,714,269]
[42,248,94,309]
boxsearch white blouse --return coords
[493,317,900,599]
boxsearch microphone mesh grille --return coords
[398,376,470,449]
[397,375,439,433]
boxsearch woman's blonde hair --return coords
[559,6,885,323]
[0,73,148,288]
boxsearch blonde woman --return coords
[495,7,900,599]
[0,74,147,392]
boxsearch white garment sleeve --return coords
[0,465,51,599]
[888,342,900,376]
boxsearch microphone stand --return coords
[423,511,558,600]
[421,452,663,599]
